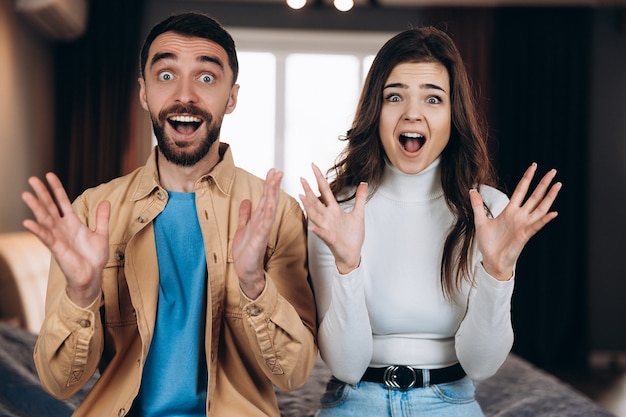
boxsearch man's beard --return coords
[151,103,222,167]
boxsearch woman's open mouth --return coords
[399,132,425,153]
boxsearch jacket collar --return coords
[205,142,235,197]
[129,142,236,201]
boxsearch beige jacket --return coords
[34,144,317,416]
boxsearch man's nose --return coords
[175,77,198,104]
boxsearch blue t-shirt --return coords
[130,191,208,416]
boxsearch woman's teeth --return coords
[399,133,425,153]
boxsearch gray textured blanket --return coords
[278,353,614,417]
[0,323,613,417]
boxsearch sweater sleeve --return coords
[308,228,373,384]
[454,266,514,381]
[455,184,515,381]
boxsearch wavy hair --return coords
[328,26,497,298]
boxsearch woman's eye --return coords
[200,74,214,83]
[158,71,173,81]
[385,93,401,102]
[426,96,442,104]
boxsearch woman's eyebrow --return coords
[383,82,447,93]
[383,82,407,90]
[422,83,447,93]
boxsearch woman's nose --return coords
[403,98,423,121]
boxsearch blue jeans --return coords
[315,376,485,417]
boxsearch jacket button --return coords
[79,319,91,328]
[115,251,124,261]
[137,215,147,223]
[118,408,125,416]
[156,191,166,200]
[249,306,262,317]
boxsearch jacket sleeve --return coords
[239,197,318,391]
[32,195,105,400]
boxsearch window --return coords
[220,51,277,178]
[220,29,391,198]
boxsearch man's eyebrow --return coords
[198,55,225,71]
[383,82,448,93]
[150,52,176,68]
[149,53,225,72]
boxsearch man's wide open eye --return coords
[199,74,215,83]
[158,71,173,81]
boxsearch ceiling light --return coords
[286,0,307,9]
[333,0,354,11]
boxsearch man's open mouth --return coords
[168,115,203,135]
[399,132,425,153]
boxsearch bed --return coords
[0,231,616,417]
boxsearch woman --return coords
[299,26,561,417]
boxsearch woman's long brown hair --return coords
[328,26,497,298]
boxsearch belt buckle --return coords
[383,365,417,390]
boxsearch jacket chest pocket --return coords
[101,245,136,327]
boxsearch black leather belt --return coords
[360,363,465,390]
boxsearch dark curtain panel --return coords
[492,7,592,372]
[53,0,147,200]
[421,8,496,138]
[424,7,591,372]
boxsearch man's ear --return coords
[138,77,149,112]
[225,83,239,115]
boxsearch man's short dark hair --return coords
[139,12,239,84]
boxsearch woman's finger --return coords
[299,177,326,218]
[522,168,558,212]
[529,181,562,221]
[311,163,337,207]
[508,163,537,208]
[352,182,368,217]
[469,189,487,227]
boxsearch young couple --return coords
[22,11,560,417]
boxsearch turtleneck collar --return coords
[378,157,444,203]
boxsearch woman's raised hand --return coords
[300,164,368,275]
[470,163,562,281]
[22,173,110,307]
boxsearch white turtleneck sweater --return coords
[308,158,515,384]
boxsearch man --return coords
[22,12,317,417]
